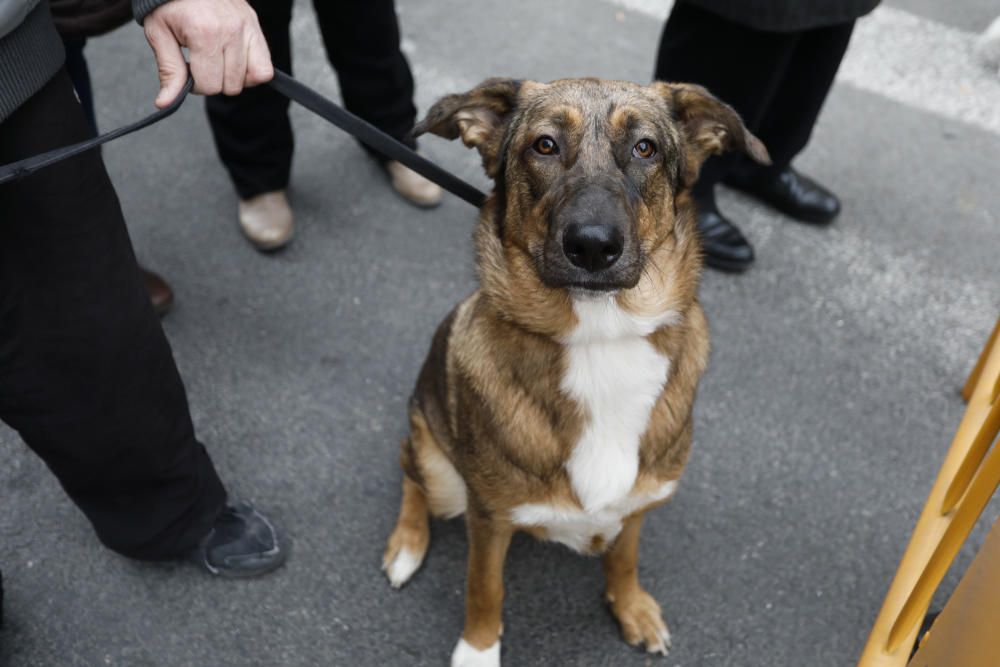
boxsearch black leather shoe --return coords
[190,502,287,578]
[726,167,840,224]
[695,203,754,273]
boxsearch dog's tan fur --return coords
[383,77,768,664]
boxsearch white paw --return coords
[383,547,424,588]
[646,626,672,656]
[450,637,500,667]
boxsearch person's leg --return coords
[60,35,96,136]
[204,0,296,249]
[723,21,855,224]
[312,0,441,207]
[312,0,417,152]
[654,3,798,271]
[0,71,226,561]
[654,2,798,207]
[60,35,176,312]
[734,20,855,177]
[205,0,295,200]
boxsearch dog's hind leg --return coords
[383,470,430,589]
[384,409,466,588]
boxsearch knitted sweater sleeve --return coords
[132,0,171,24]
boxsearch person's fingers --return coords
[245,28,274,86]
[145,18,188,108]
[188,42,225,96]
[222,36,248,96]
[143,0,273,97]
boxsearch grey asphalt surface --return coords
[1,1,998,666]
[887,0,996,32]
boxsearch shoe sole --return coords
[389,183,444,210]
[245,229,294,253]
[197,542,289,579]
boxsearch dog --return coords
[382,76,769,666]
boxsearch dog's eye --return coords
[533,136,559,156]
[632,139,657,159]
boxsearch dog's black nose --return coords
[562,223,623,273]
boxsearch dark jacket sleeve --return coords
[132,0,171,24]
[49,0,133,37]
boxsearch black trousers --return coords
[655,2,854,206]
[62,35,97,135]
[0,70,227,561]
[205,0,418,199]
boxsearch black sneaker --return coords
[190,502,287,578]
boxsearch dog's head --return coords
[414,78,768,330]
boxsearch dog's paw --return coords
[382,547,424,588]
[450,638,500,667]
[382,525,429,588]
[607,587,672,656]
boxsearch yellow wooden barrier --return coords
[908,515,1000,666]
[857,317,1000,666]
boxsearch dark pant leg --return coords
[61,35,96,135]
[654,2,798,205]
[730,20,855,180]
[312,0,418,155]
[205,0,295,199]
[0,70,226,561]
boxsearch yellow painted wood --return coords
[962,318,1000,402]
[908,518,1000,667]
[857,317,1000,667]
[887,428,1000,652]
[941,398,1000,513]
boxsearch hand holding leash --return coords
[142,0,274,108]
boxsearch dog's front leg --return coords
[451,510,512,667]
[603,513,672,656]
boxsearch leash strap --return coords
[269,70,486,208]
[0,77,194,187]
[0,70,487,208]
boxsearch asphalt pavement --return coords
[1,1,997,665]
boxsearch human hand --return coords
[142,0,273,108]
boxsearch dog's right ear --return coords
[411,78,522,177]
[652,82,770,188]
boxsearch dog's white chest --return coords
[510,296,678,553]
[511,480,678,553]
[561,296,675,512]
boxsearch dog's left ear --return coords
[411,78,522,177]
[652,82,770,187]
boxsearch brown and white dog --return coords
[382,77,769,666]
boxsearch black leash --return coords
[0,69,488,208]
[0,77,193,187]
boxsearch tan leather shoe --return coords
[237,190,294,251]
[386,160,443,208]
[141,267,174,318]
